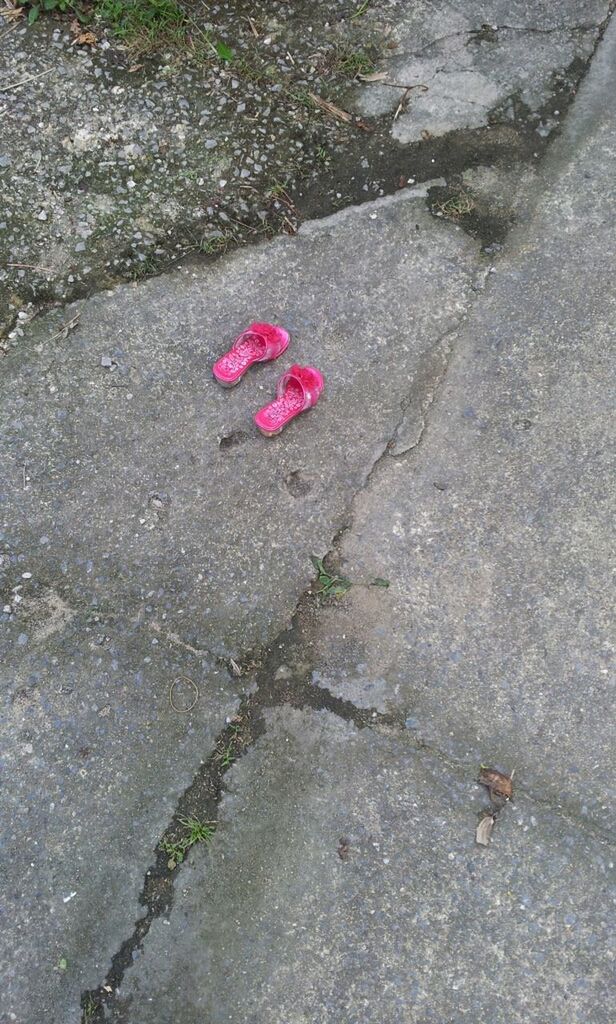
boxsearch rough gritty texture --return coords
[356,0,610,140]
[306,14,616,832]
[0,194,481,1023]
[2,5,616,1023]
[0,0,377,332]
[118,708,616,1023]
[1,0,609,338]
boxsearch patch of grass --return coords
[266,181,290,200]
[160,815,216,869]
[95,0,190,51]
[351,0,372,19]
[198,234,232,256]
[310,555,352,598]
[433,193,475,220]
[218,743,235,768]
[18,0,74,25]
[82,995,97,1024]
[129,254,164,280]
[316,145,329,163]
[334,46,376,79]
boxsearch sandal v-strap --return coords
[254,364,324,437]
[213,322,290,387]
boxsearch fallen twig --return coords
[49,311,81,343]
[308,92,373,132]
[372,80,429,92]
[0,67,53,93]
[6,262,55,275]
[245,15,259,38]
[0,20,17,40]
[394,87,411,121]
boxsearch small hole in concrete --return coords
[219,430,249,450]
[285,470,313,497]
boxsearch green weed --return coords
[335,47,376,79]
[310,555,351,598]
[94,0,189,51]
[433,193,475,220]
[17,0,74,25]
[351,0,372,19]
[160,815,216,869]
[82,995,97,1024]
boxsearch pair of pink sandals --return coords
[213,322,324,437]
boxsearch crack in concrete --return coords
[408,21,601,60]
[78,14,616,1018]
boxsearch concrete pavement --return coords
[1,7,615,1024]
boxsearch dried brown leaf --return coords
[478,766,513,801]
[73,30,97,47]
[1,6,25,21]
[475,814,495,846]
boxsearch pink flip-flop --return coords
[255,364,324,437]
[213,322,290,387]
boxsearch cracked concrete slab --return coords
[1,193,482,1022]
[115,707,616,1023]
[356,0,611,141]
[307,14,616,834]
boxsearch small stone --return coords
[100,356,113,367]
[37,210,48,221]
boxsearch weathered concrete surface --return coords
[310,3,616,834]
[357,0,611,141]
[0,196,481,1022]
[101,14,615,1023]
[2,0,609,339]
[118,708,616,1023]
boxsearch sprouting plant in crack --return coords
[310,555,352,598]
[82,994,97,1024]
[433,193,475,220]
[219,742,235,768]
[160,815,216,869]
[216,722,243,768]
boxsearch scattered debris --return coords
[49,311,80,344]
[70,20,97,47]
[358,70,389,82]
[308,92,372,132]
[475,813,496,846]
[338,838,351,861]
[229,658,242,677]
[478,766,514,802]
[5,261,54,275]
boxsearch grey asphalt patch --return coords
[356,0,610,141]
[116,707,616,1024]
[308,11,616,832]
[1,194,481,1022]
